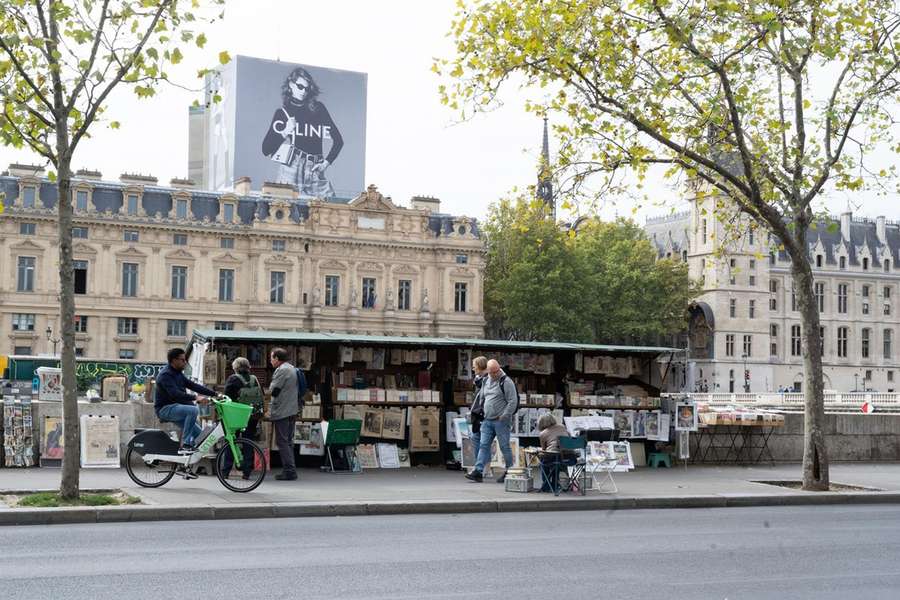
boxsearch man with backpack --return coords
[466,358,518,484]
[222,357,263,479]
[268,347,308,481]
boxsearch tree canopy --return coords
[483,198,697,344]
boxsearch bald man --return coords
[465,359,518,483]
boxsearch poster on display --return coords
[102,376,127,402]
[675,402,699,431]
[357,444,379,468]
[80,415,120,468]
[41,415,64,463]
[381,408,406,440]
[37,367,63,402]
[362,407,384,438]
[298,422,325,456]
[409,406,440,452]
[376,443,401,468]
[457,349,473,380]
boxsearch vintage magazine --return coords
[362,407,384,437]
[409,406,440,452]
[381,407,406,440]
[80,415,120,468]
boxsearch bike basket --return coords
[217,400,252,431]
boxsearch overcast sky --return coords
[1,0,896,222]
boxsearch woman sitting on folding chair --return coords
[537,414,569,492]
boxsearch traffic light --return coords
[744,370,750,381]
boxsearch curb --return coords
[2,491,900,527]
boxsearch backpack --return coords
[499,375,521,415]
[295,367,308,409]
[236,373,263,414]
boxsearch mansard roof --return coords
[0,175,477,238]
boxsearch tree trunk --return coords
[56,152,80,500]
[788,228,830,491]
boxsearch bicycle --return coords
[125,395,267,492]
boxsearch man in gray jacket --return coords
[268,347,301,480]
[466,359,518,483]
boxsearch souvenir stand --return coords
[189,329,679,478]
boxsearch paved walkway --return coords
[2,463,899,525]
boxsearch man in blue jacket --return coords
[155,348,217,449]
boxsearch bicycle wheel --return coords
[125,446,176,488]
[215,439,266,492]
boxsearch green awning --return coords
[190,329,680,356]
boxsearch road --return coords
[2,505,900,599]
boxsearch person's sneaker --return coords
[275,472,298,481]
[241,472,252,480]
[177,445,196,454]
[496,471,507,484]
[464,470,483,482]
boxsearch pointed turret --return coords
[537,116,555,220]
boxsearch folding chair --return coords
[537,450,563,495]
[557,435,588,496]
[587,455,618,494]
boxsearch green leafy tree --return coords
[575,219,699,344]
[0,0,225,499]
[483,197,593,341]
[439,0,900,490]
[484,199,695,343]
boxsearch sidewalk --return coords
[2,462,900,526]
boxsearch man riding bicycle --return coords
[155,348,218,450]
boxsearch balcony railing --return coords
[665,392,900,409]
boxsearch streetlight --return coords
[742,353,750,393]
[45,326,60,355]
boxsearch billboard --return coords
[207,55,367,198]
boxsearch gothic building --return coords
[1,164,485,360]
[646,193,900,394]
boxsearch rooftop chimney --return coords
[410,195,441,213]
[74,168,102,181]
[261,180,298,199]
[840,210,852,241]
[120,172,158,185]
[877,216,886,244]
[169,177,197,190]
[233,176,252,196]
[8,163,45,179]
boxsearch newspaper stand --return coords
[322,419,363,474]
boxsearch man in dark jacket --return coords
[155,348,217,449]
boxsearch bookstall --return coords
[188,330,678,476]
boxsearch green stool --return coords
[648,452,672,468]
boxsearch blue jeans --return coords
[158,403,201,445]
[474,418,513,474]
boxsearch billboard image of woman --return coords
[261,66,344,198]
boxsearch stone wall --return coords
[692,413,900,462]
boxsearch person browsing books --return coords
[466,359,518,484]
[267,348,307,481]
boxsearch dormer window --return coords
[816,254,823,268]
[223,203,235,223]
[840,256,846,269]
[22,186,36,208]
[75,190,88,212]
[863,257,869,270]
[885,259,891,272]
[175,199,188,220]
[126,194,139,216]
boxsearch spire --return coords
[537,116,555,220]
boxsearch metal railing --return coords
[666,392,900,409]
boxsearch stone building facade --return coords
[0,165,484,360]
[646,191,900,394]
